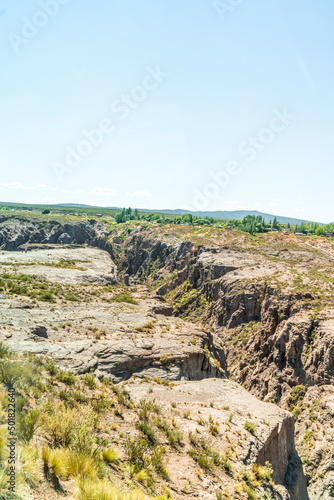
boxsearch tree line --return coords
[114,208,334,237]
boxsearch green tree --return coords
[315,226,324,236]
[181,214,193,224]
[115,213,124,224]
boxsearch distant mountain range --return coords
[56,204,324,226]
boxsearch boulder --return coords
[29,325,48,339]
[57,233,72,244]
[123,273,130,286]
[152,305,173,316]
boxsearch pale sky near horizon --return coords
[1,1,333,222]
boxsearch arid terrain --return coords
[1,214,334,499]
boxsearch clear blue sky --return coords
[1,0,333,222]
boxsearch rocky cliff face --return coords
[110,226,334,498]
[7,321,226,383]
[128,378,309,499]
[114,228,334,399]
[0,216,111,252]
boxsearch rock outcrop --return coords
[29,325,48,338]
[0,216,112,253]
[128,379,309,499]
[7,329,226,383]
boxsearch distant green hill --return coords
[0,201,325,226]
[141,209,324,226]
[56,205,324,226]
